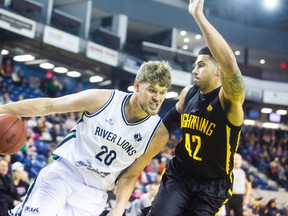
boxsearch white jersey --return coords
[53,90,162,191]
[232,168,247,194]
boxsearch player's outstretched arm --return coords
[0,89,112,117]
[107,124,169,216]
[189,0,245,97]
[189,0,245,125]
[189,0,239,77]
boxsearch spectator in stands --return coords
[0,158,21,216]
[244,197,264,216]
[0,91,13,105]
[279,200,288,216]
[38,125,53,142]
[23,129,37,157]
[1,155,12,174]
[126,183,160,216]
[226,153,252,216]
[158,156,168,173]
[63,112,78,131]
[142,159,161,184]
[49,123,66,143]
[11,162,30,200]
[17,95,24,101]
[0,59,15,78]
[41,76,63,98]
[11,71,24,87]
[264,198,280,216]
[239,126,288,191]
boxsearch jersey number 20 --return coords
[95,145,117,166]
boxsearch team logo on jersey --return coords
[76,160,110,178]
[134,133,142,142]
[105,118,114,125]
[24,206,40,214]
[207,104,213,111]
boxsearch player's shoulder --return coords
[180,85,194,98]
[177,85,194,112]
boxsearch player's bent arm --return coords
[189,0,245,125]
[108,124,169,216]
[163,85,192,133]
[0,89,112,117]
[244,180,252,205]
[176,85,192,113]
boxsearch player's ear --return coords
[214,65,220,77]
[134,81,140,92]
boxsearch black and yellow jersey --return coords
[175,86,242,178]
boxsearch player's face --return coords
[137,82,168,115]
[192,55,217,90]
[233,153,242,168]
[0,160,9,175]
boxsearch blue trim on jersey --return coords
[144,119,162,153]
[121,94,151,125]
[53,129,76,151]
[52,153,61,161]
[77,112,85,124]
[84,90,116,117]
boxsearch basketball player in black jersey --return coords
[148,0,245,215]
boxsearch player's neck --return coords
[125,95,148,122]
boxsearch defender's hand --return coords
[188,0,205,17]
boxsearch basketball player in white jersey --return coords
[0,60,171,216]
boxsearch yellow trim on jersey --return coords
[225,125,232,175]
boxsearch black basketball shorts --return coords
[148,157,231,216]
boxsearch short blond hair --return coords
[136,61,171,88]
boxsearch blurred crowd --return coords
[239,126,288,191]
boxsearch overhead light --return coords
[182,45,188,50]
[263,0,279,10]
[261,108,272,113]
[234,50,241,56]
[54,67,68,73]
[276,109,287,115]
[262,122,279,129]
[1,49,9,55]
[183,38,190,43]
[40,63,55,69]
[166,91,178,99]
[25,59,49,65]
[67,71,81,77]
[195,35,201,40]
[180,31,187,36]
[98,80,112,86]
[90,75,103,83]
[260,59,265,64]
[127,86,134,92]
[244,119,256,126]
[13,54,35,62]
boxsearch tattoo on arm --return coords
[221,70,244,96]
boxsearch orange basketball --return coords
[0,114,26,155]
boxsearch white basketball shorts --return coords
[8,159,108,216]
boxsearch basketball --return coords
[0,114,26,155]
